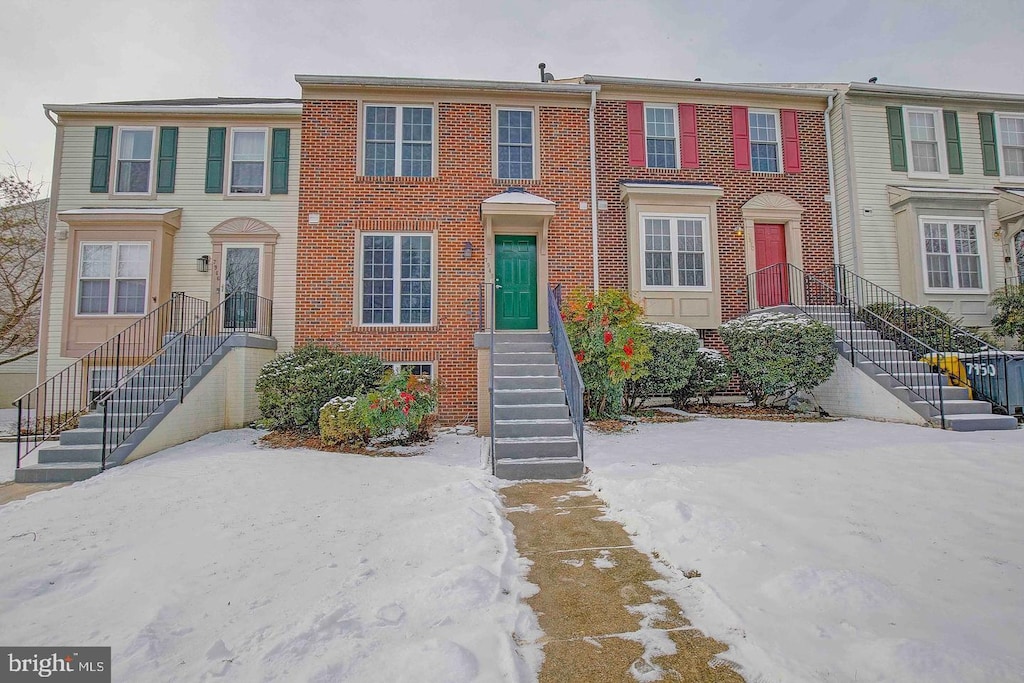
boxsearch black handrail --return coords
[549,285,585,463]
[834,265,1011,415]
[747,263,952,427]
[97,292,273,469]
[14,293,208,468]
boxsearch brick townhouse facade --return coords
[577,75,835,350]
[293,76,598,425]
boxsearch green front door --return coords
[495,235,538,330]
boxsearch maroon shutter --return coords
[678,103,699,169]
[732,106,750,170]
[626,101,646,167]
[781,109,801,173]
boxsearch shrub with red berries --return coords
[561,287,651,418]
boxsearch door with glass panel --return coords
[223,246,260,329]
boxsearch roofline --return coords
[847,82,1024,105]
[295,74,600,95]
[43,104,301,116]
[580,75,834,99]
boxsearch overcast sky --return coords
[3,0,1023,190]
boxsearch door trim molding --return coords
[742,192,804,278]
[483,221,550,333]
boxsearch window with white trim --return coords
[360,233,434,324]
[364,105,434,177]
[748,110,781,173]
[641,215,711,289]
[644,105,677,169]
[996,113,1024,179]
[77,242,150,315]
[115,127,154,194]
[390,362,435,380]
[904,107,946,176]
[497,108,535,179]
[229,129,268,194]
[920,218,985,291]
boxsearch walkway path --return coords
[504,481,743,682]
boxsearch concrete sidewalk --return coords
[504,481,744,682]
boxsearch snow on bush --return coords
[256,345,385,432]
[319,371,439,446]
[719,312,836,407]
[672,347,732,407]
[623,322,699,412]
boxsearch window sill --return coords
[354,175,440,184]
[224,192,271,200]
[999,175,1024,184]
[906,171,949,181]
[353,323,440,332]
[749,171,784,177]
[640,286,714,294]
[922,287,989,296]
[108,191,157,200]
[494,177,540,185]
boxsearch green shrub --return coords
[719,313,837,407]
[319,371,438,446]
[992,285,1024,348]
[672,348,732,407]
[623,322,699,412]
[562,288,652,418]
[860,302,989,353]
[256,345,386,432]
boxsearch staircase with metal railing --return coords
[747,263,1018,431]
[14,292,274,482]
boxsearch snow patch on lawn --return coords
[585,418,1024,683]
[0,428,542,682]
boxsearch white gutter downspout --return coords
[589,89,600,292]
[824,93,840,266]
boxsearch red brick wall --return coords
[296,100,594,423]
[594,100,835,337]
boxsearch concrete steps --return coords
[489,332,583,480]
[809,310,1018,432]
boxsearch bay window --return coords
[920,217,985,291]
[641,215,711,290]
[77,242,150,315]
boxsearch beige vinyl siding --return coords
[846,98,1009,296]
[829,94,855,268]
[44,120,299,382]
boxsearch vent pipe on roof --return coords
[868,76,878,84]
[538,63,555,83]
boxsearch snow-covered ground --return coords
[0,408,17,436]
[586,418,1024,683]
[0,429,540,682]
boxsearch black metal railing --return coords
[96,292,272,469]
[746,263,960,427]
[833,264,1011,415]
[549,285,585,462]
[14,293,208,468]
[487,282,496,475]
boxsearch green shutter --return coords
[90,126,113,193]
[979,112,1000,177]
[156,127,178,193]
[205,127,226,193]
[943,111,963,175]
[270,128,290,194]
[885,106,907,172]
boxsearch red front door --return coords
[754,223,788,307]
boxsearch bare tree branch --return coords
[0,165,47,363]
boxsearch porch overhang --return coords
[57,207,182,232]
[619,181,724,206]
[886,185,998,211]
[996,187,1024,223]
[481,187,556,229]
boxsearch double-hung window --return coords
[641,215,711,290]
[364,105,434,177]
[644,105,677,169]
[904,107,946,177]
[996,113,1024,180]
[229,129,268,194]
[78,242,150,315]
[361,233,434,325]
[115,127,154,194]
[497,108,535,179]
[920,217,985,291]
[748,110,781,173]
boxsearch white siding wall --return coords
[829,94,855,268]
[845,98,1012,295]
[44,118,300,381]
